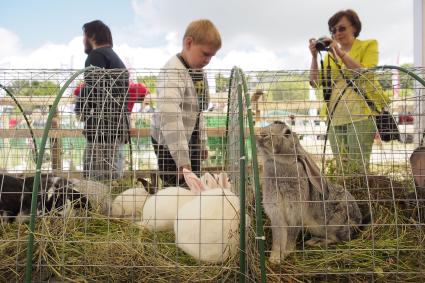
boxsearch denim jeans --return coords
[83,141,125,180]
[151,136,201,187]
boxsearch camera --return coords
[315,37,331,51]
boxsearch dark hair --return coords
[82,20,113,47]
[328,9,362,38]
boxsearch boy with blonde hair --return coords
[151,19,222,186]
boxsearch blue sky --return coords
[0,0,414,70]
[1,0,134,49]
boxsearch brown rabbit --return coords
[256,121,362,263]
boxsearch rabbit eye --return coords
[258,132,269,139]
[283,129,291,135]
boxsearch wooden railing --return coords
[0,95,324,175]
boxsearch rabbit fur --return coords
[111,187,150,219]
[141,186,195,231]
[174,170,241,263]
[256,121,362,263]
[408,146,425,222]
[0,174,89,223]
[140,171,224,231]
[70,178,112,215]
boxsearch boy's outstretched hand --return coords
[178,165,192,181]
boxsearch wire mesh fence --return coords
[0,66,424,282]
[246,66,425,282]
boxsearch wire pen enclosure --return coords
[0,66,424,282]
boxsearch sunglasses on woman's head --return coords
[330,26,347,35]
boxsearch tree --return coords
[6,80,60,96]
[378,63,414,97]
[254,71,310,101]
[137,75,157,94]
[215,73,230,93]
[399,63,414,92]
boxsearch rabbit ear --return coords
[410,146,425,188]
[217,173,231,189]
[183,168,205,194]
[200,173,218,189]
[200,174,209,188]
[138,177,157,194]
[296,144,329,199]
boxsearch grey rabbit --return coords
[408,146,425,222]
[256,121,362,263]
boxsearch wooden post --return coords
[251,89,263,123]
[50,105,62,172]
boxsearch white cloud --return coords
[0,31,176,70]
[0,0,414,70]
[127,0,413,68]
[0,33,86,69]
[211,48,286,71]
[0,28,21,59]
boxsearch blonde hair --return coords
[183,19,222,49]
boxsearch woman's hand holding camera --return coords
[326,38,347,61]
[309,37,361,70]
[309,38,319,58]
[309,37,348,61]
[309,37,333,56]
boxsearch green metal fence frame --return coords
[0,83,38,163]
[227,67,267,282]
[24,65,425,281]
[240,69,267,283]
[22,66,266,282]
[22,65,425,282]
[24,67,94,282]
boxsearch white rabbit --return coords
[141,186,196,231]
[70,178,112,215]
[140,171,220,231]
[174,170,241,263]
[201,172,219,188]
[111,187,150,219]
